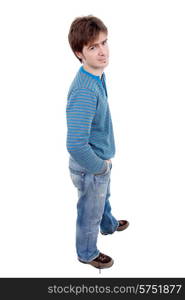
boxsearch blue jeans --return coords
[69,156,119,262]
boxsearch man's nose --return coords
[98,46,105,56]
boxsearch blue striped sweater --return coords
[66,66,116,174]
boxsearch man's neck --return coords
[83,64,104,78]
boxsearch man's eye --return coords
[90,46,95,50]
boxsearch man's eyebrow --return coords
[87,38,108,48]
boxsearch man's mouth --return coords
[98,58,106,62]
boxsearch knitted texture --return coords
[66,66,115,174]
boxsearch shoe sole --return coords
[79,259,114,269]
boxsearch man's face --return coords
[76,31,109,75]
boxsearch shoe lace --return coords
[99,253,108,262]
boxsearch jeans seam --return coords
[86,192,95,260]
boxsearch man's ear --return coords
[75,51,83,60]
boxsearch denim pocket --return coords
[94,166,111,186]
[95,161,112,177]
[69,168,85,191]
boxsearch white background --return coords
[0,0,185,277]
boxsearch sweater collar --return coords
[79,66,107,97]
[80,66,105,83]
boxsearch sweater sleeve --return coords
[66,88,107,174]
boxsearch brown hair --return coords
[68,15,108,63]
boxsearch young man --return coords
[66,15,129,269]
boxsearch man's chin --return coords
[97,61,109,68]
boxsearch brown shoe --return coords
[101,220,129,235]
[79,252,114,269]
[117,220,129,231]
